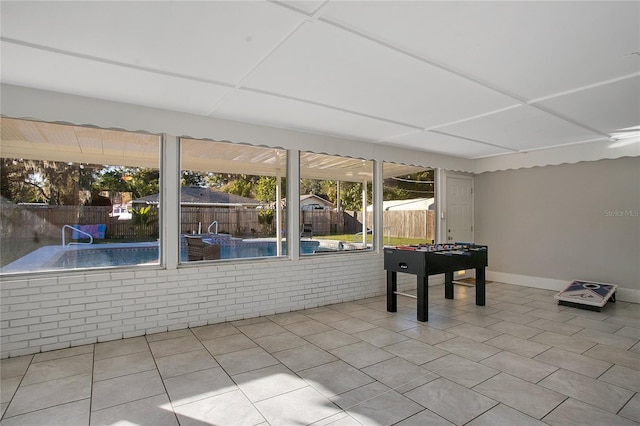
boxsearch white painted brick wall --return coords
[1,252,392,358]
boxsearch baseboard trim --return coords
[486,271,640,304]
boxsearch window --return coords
[299,152,374,255]
[381,162,436,246]
[0,118,160,273]
[179,138,286,262]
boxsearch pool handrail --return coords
[62,224,94,246]
[207,220,218,235]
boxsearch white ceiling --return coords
[1,1,639,160]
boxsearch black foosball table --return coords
[384,243,488,322]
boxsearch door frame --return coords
[437,170,474,244]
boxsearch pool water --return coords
[2,239,329,273]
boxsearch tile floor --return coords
[1,282,640,425]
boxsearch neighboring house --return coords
[133,186,261,208]
[299,194,335,210]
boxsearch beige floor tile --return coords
[466,403,546,426]
[215,346,279,375]
[330,381,391,410]
[435,337,501,362]
[253,331,308,353]
[191,322,240,340]
[329,342,394,369]
[565,316,624,333]
[352,327,409,347]
[530,331,597,354]
[573,328,639,350]
[543,397,638,426]
[94,336,148,360]
[371,316,420,332]
[395,409,454,426]
[266,311,310,325]
[0,355,32,379]
[237,320,287,338]
[155,348,218,379]
[163,366,236,406]
[232,364,307,403]
[200,333,257,356]
[283,319,334,336]
[330,318,378,334]
[0,376,21,404]
[304,329,361,350]
[405,377,497,425]
[91,370,164,411]
[346,389,424,426]
[5,373,92,417]
[533,347,611,378]
[1,398,89,426]
[473,373,566,419]
[32,345,93,363]
[481,351,558,383]
[447,323,502,342]
[93,350,155,382]
[620,392,640,423]
[615,325,640,339]
[584,344,640,370]
[300,360,375,397]
[361,357,432,390]
[487,321,543,339]
[175,389,265,426]
[598,365,640,392]
[435,358,500,388]
[148,335,204,358]
[273,344,338,372]
[539,369,634,413]
[255,386,341,426]
[484,334,550,358]
[400,326,457,345]
[22,353,93,385]
[376,339,448,365]
[90,394,177,426]
[146,328,193,342]
[304,310,352,324]
[347,307,393,322]
[452,313,502,327]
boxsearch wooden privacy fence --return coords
[366,210,435,241]
[2,204,434,242]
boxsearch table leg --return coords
[387,270,397,313]
[445,271,454,299]
[417,275,428,322]
[475,267,486,306]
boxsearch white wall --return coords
[475,157,640,302]
[0,254,387,358]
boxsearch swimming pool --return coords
[1,238,328,273]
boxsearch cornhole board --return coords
[554,280,617,311]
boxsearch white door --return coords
[446,176,473,243]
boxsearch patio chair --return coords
[185,235,221,261]
[300,223,313,238]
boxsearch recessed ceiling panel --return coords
[537,76,640,136]
[1,42,230,116]
[436,105,605,151]
[243,21,518,128]
[0,1,304,85]
[385,131,512,159]
[214,89,418,142]
[321,1,640,100]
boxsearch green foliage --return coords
[257,208,275,235]
[181,170,207,187]
[131,205,158,238]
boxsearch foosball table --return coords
[384,243,488,322]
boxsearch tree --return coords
[181,170,207,187]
